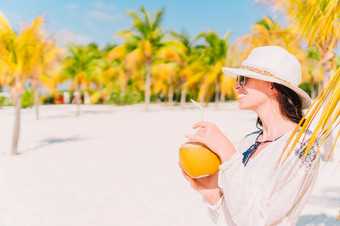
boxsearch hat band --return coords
[240,65,289,84]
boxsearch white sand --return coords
[0,103,339,226]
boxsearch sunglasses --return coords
[236,75,247,86]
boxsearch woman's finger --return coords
[192,121,212,129]
[185,134,205,143]
[195,129,206,137]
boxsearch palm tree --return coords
[102,47,130,104]
[259,0,340,160]
[62,44,102,116]
[155,37,195,104]
[152,61,179,103]
[107,35,148,104]
[194,30,231,107]
[117,6,166,111]
[169,31,204,108]
[39,69,65,101]
[31,37,62,120]
[228,17,305,67]
[0,13,47,155]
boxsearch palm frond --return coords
[223,30,232,43]
[170,30,189,45]
[127,10,143,25]
[139,7,150,25]
[151,7,165,32]
[280,68,340,162]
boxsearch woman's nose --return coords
[233,81,241,90]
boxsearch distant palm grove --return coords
[1,0,340,155]
[1,3,340,111]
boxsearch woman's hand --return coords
[179,163,222,205]
[185,121,236,163]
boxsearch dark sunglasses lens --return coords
[238,76,246,86]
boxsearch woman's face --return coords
[233,77,275,111]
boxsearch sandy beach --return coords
[0,103,339,226]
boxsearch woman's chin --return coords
[238,101,251,110]
[238,104,247,110]
[238,101,246,110]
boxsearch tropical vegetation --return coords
[0,1,339,156]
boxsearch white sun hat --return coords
[222,46,311,109]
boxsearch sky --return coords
[0,0,281,48]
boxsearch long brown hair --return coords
[256,83,304,129]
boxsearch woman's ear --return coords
[270,83,278,96]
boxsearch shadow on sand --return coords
[297,213,339,225]
[20,136,84,154]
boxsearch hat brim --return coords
[222,67,311,109]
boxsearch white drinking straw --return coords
[191,99,204,121]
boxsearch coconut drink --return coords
[179,99,221,178]
[179,141,221,178]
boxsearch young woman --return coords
[182,46,320,225]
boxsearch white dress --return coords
[204,130,320,226]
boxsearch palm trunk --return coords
[33,78,40,120]
[145,59,151,111]
[168,81,174,104]
[11,79,22,155]
[199,91,206,106]
[76,86,81,116]
[180,83,187,109]
[215,80,220,109]
[220,91,225,103]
